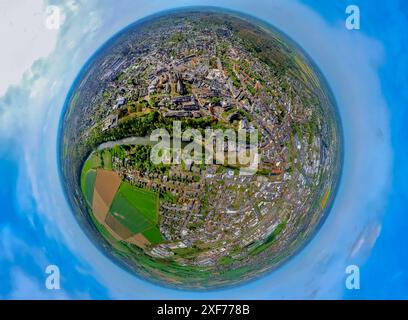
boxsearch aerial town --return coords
[61,11,341,288]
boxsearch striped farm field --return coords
[92,169,122,224]
[84,169,96,206]
[80,150,164,248]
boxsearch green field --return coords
[80,154,164,243]
[101,150,112,170]
[119,182,159,223]
[219,255,235,265]
[143,226,164,244]
[80,153,101,195]
[109,182,159,234]
[84,170,97,205]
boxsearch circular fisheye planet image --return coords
[59,8,342,290]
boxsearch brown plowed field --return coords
[92,169,121,224]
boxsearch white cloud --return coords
[350,223,382,259]
[0,0,59,96]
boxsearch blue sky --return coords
[0,0,407,299]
